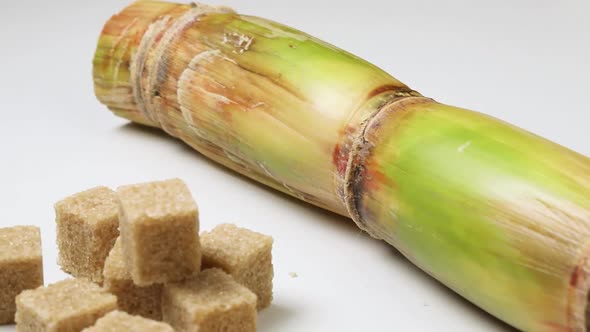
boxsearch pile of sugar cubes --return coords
[0,178,273,331]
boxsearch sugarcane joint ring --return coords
[342,95,433,239]
[130,3,236,127]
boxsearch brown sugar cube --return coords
[0,226,44,325]
[55,186,119,283]
[117,179,201,286]
[162,268,256,332]
[82,311,173,332]
[15,278,117,332]
[103,238,162,320]
[201,224,274,309]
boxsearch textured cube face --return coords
[15,279,117,332]
[201,224,274,309]
[54,186,119,283]
[0,226,43,324]
[117,179,201,286]
[82,311,174,332]
[103,238,163,320]
[162,269,257,332]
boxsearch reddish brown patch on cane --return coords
[367,84,402,99]
[332,144,347,175]
[332,125,357,176]
[571,265,582,288]
[543,321,572,332]
[565,251,590,332]
[154,30,166,44]
[363,167,388,192]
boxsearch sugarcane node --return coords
[367,85,414,100]
[343,96,431,238]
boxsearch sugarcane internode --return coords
[93,1,590,331]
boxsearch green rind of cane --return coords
[352,98,590,331]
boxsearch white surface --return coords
[0,1,588,331]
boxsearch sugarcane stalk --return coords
[93,1,590,331]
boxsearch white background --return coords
[1,1,589,331]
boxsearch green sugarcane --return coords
[93,1,590,330]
